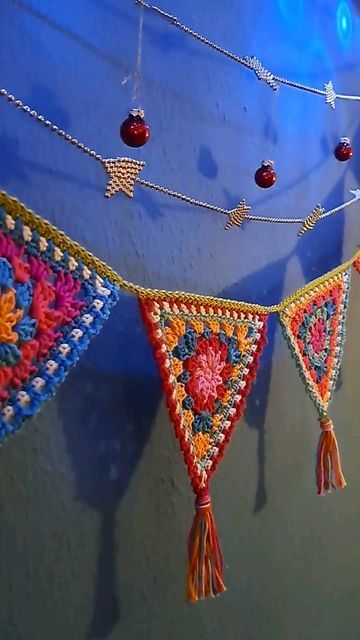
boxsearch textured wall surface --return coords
[0,1,360,639]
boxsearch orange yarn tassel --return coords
[187,492,226,603]
[316,417,347,495]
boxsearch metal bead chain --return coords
[134,1,267,69]
[0,88,103,161]
[321,196,357,219]
[137,176,358,224]
[136,178,229,214]
[137,176,303,222]
[135,0,360,102]
[272,76,325,97]
[1,86,359,225]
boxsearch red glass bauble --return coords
[334,137,352,161]
[120,109,150,147]
[254,161,276,188]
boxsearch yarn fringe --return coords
[187,492,226,603]
[316,417,347,495]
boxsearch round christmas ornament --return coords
[120,108,150,147]
[334,137,352,161]
[255,160,276,188]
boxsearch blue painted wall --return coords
[0,1,359,638]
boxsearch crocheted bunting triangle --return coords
[353,255,360,274]
[139,296,268,494]
[0,203,119,442]
[278,268,351,417]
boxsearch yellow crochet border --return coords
[0,189,358,314]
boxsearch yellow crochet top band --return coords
[0,190,358,315]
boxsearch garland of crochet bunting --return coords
[0,188,356,605]
[0,189,356,522]
[0,191,358,316]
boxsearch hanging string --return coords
[121,3,144,106]
[132,3,144,105]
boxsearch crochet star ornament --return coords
[140,295,268,602]
[298,204,325,237]
[225,199,251,230]
[325,80,337,109]
[278,267,351,495]
[102,156,145,198]
[242,55,279,91]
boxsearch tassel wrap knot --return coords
[319,417,334,431]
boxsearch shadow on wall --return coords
[294,175,347,280]
[58,294,162,639]
[220,253,290,513]
[219,172,346,514]
[10,0,129,73]
[0,79,101,195]
[197,145,219,180]
[350,119,360,190]
[0,131,100,194]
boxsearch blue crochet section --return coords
[0,206,120,443]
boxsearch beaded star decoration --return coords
[139,295,268,602]
[278,268,351,495]
[0,204,119,442]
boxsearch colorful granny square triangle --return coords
[278,268,351,417]
[0,204,120,442]
[139,296,268,494]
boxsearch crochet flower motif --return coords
[0,248,90,402]
[185,335,230,414]
[296,295,338,383]
[172,328,244,440]
[279,271,350,421]
[0,204,120,442]
[0,289,22,344]
[308,318,326,354]
[290,285,342,399]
